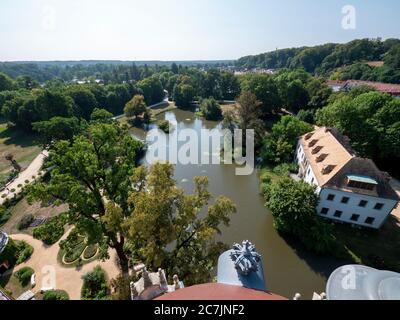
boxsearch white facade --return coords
[294,142,397,229]
[295,143,320,191]
[317,188,397,229]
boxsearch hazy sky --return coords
[1,0,399,61]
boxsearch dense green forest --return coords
[236,38,400,83]
[0,61,230,84]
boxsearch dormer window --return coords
[308,139,318,148]
[346,175,378,191]
[311,146,323,155]
[322,165,336,175]
[305,133,314,141]
[316,153,328,163]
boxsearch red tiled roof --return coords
[155,283,287,301]
[344,80,400,94]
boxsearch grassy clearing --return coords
[0,124,41,181]
[333,215,400,272]
[0,271,32,299]
[1,198,68,236]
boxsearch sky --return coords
[0,0,399,61]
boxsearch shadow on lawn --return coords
[0,126,39,148]
[278,232,352,279]
[281,215,400,279]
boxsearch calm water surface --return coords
[129,108,347,299]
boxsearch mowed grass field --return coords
[0,123,41,182]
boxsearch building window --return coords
[311,178,315,184]
[358,200,368,208]
[351,214,360,222]
[327,194,335,201]
[320,208,329,215]
[334,210,343,218]
[374,203,384,210]
[341,197,350,204]
[365,217,375,225]
[307,168,311,176]
[348,180,375,191]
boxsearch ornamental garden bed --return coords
[58,230,99,267]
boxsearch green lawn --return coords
[333,215,400,272]
[0,271,32,299]
[0,124,41,181]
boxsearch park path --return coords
[0,151,49,205]
[10,232,120,300]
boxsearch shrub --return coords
[0,238,19,265]
[64,241,86,264]
[14,267,34,287]
[83,244,98,260]
[10,188,16,193]
[17,214,34,230]
[24,180,29,184]
[81,266,109,300]
[157,120,171,133]
[200,98,222,121]
[16,241,34,264]
[272,163,299,176]
[43,290,69,301]
[33,213,68,245]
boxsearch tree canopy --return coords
[28,122,144,273]
[124,163,237,285]
[264,178,335,254]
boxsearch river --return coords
[129,108,347,299]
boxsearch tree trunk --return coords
[114,241,129,275]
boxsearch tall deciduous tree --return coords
[28,122,144,273]
[264,178,335,254]
[240,74,282,116]
[123,163,237,285]
[261,115,313,164]
[234,91,265,148]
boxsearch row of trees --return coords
[0,73,167,131]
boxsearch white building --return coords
[295,127,399,229]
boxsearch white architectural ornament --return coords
[130,266,184,300]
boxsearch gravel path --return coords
[10,232,120,300]
[0,151,48,205]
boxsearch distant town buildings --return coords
[295,127,399,229]
[233,68,276,76]
[327,80,400,97]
